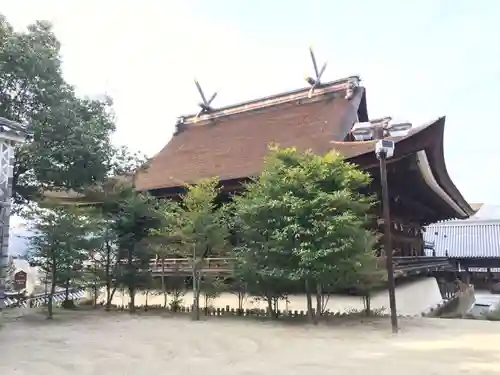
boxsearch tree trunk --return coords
[126,247,136,313]
[61,277,76,309]
[105,279,111,309]
[47,268,57,320]
[267,296,273,317]
[128,287,136,313]
[316,282,323,320]
[305,279,316,324]
[105,287,116,311]
[191,248,201,321]
[192,274,201,321]
[93,282,98,308]
[237,291,244,315]
[161,259,166,308]
[105,241,112,310]
[104,258,112,304]
[145,290,149,311]
[363,292,371,316]
[191,254,201,320]
[273,297,279,318]
[64,278,70,301]
[203,293,208,315]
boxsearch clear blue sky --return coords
[3,0,500,204]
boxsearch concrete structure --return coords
[0,117,28,310]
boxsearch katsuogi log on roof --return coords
[135,76,366,191]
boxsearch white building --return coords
[424,204,500,279]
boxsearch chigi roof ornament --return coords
[193,79,218,122]
[305,46,328,98]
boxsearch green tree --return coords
[24,203,95,318]
[229,277,248,315]
[230,145,380,323]
[0,15,129,204]
[109,191,162,313]
[147,199,182,309]
[157,178,229,320]
[79,214,119,309]
[89,224,119,310]
[80,146,149,311]
[230,236,291,318]
[200,275,227,312]
[333,231,386,315]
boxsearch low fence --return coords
[110,303,390,319]
[3,289,85,309]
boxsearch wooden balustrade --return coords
[116,255,451,277]
[149,257,235,274]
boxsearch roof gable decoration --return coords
[305,46,328,98]
[137,77,367,192]
[175,80,219,135]
[174,46,361,134]
[193,79,218,121]
[176,76,361,132]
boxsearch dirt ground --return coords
[1,309,499,375]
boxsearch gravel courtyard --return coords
[1,310,499,374]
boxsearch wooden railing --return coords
[146,255,451,276]
[149,258,234,274]
[4,288,85,308]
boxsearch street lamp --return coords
[351,117,412,333]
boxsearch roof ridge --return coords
[175,76,361,132]
[428,219,500,226]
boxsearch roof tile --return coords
[424,222,500,258]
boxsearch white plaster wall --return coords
[368,277,444,316]
[104,276,444,317]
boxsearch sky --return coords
[1,0,500,206]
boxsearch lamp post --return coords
[351,117,412,333]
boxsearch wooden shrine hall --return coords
[133,74,473,274]
[45,64,474,277]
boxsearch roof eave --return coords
[339,117,473,219]
[419,117,474,219]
